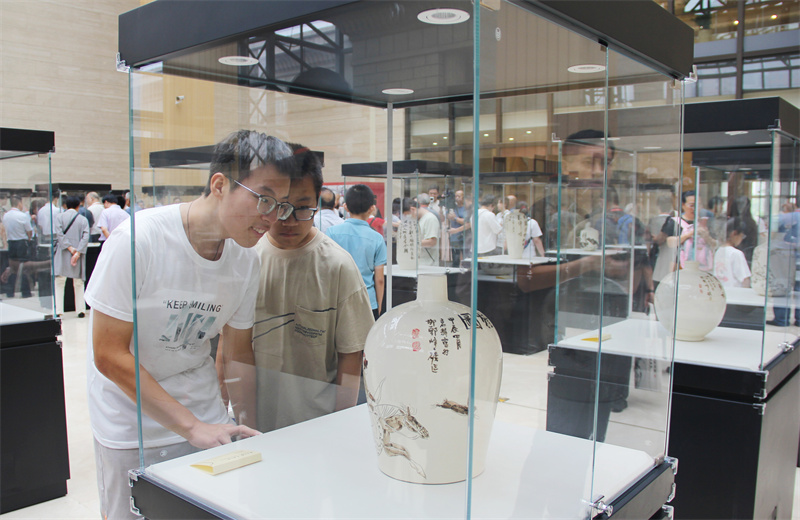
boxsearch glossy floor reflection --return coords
[1,312,799,519]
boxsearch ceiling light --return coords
[567,64,606,74]
[607,137,621,141]
[725,131,749,136]
[382,88,414,95]
[508,137,514,141]
[526,130,532,134]
[483,133,489,137]
[443,136,448,139]
[733,20,740,25]
[644,146,663,150]
[417,8,470,25]
[218,56,258,66]
[771,14,778,19]
[755,141,772,145]
[433,142,438,146]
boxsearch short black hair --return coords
[205,130,293,197]
[320,188,336,209]
[726,217,747,238]
[345,184,376,215]
[102,193,118,204]
[681,190,696,204]
[65,196,81,210]
[285,143,324,199]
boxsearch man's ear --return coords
[209,172,227,198]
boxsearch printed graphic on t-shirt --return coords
[159,299,222,351]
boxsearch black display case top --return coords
[118,0,693,108]
[0,127,55,159]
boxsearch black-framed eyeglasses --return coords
[234,179,319,221]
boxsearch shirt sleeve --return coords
[375,237,387,267]
[225,256,260,330]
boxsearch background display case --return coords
[115,1,693,518]
[664,98,800,520]
[0,128,68,513]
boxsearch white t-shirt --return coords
[253,231,373,432]
[714,245,751,288]
[84,204,260,449]
[87,201,104,236]
[36,202,61,236]
[477,208,502,255]
[522,218,543,258]
[418,210,440,266]
[2,208,32,240]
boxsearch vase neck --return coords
[417,274,448,302]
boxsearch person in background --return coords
[327,184,387,320]
[313,187,343,233]
[36,192,61,244]
[246,144,373,433]
[85,192,104,243]
[84,130,288,520]
[427,185,442,221]
[714,217,751,289]
[366,205,386,235]
[728,196,766,266]
[1,196,33,297]
[476,195,502,256]
[522,216,545,258]
[415,193,440,266]
[97,193,130,246]
[53,196,90,317]
[447,189,468,267]
[648,194,675,287]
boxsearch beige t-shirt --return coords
[253,231,373,432]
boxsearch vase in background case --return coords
[654,260,727,341]
[751,233,796,297]
[504,210,527,259]
[396,216,419,270]
[363,273,503,484]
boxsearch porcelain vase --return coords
[504,210,527,259]
[751,234,796,297]
[396,216,419,270]
[654,260,727,341]
[363,274,503,484]
[579,226,600,251]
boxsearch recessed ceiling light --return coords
[733,19,740,25]
[526,130,532,134]
[218,56,258,66]
[567,64,606,74]
[725,130,749,136]
[644,146,663,150]
[417,8,470,25]
[483,133,489,137]
[740,167,752,171]
[508,137,515,141]
[382,88,414,95]
[771,14,778,19]
[607,137,621,141]
[443,136,448,139]
[755,141,772,145]
[433,142,438,146]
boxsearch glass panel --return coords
[674,0,740,41]
[686,122,799,374]
[743,0,800,35]
[0,151,56,321]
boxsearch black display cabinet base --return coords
[668,345,800,520]
[0,318,69,514]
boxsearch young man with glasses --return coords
[84,130,292,520]
[245,143,373,433]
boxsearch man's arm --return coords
[219,324,258,430]
[533,237,545,257]
[335,350,363,412]
[374,264,385,314]
[92,310,258,448]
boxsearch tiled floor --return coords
[2,311,799,519]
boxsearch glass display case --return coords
[111,1,695,519]
[0,128,68,513]
[664,97,800,520]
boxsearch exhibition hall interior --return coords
[1,1,799,519]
